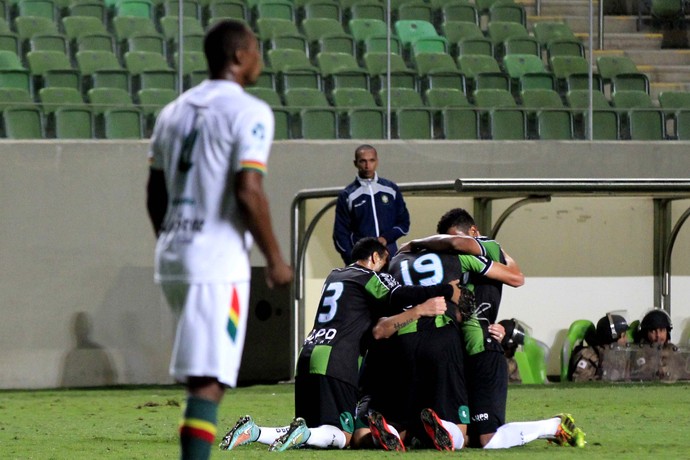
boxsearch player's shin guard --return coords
[179,396,218,460]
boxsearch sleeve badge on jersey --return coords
[252,123,266,140]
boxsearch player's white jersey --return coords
[148,79,275,283]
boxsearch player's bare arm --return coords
[372,297,447,340]
[236,170,293,288]
[485,261,524,287]
[146,167,168,237]
[399,234,482,255]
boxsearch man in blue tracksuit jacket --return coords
[333,145,410,265]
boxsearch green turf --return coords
[0,382,688,459]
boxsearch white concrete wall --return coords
[1,140,689,388]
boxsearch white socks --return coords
[440,419,465,450]
[483,417,560,449]
[305,425,347,449]
[256,426,289,445]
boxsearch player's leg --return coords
[465,349,508,448]
[219,415,291,450]
[414,326,468,451]
[165,282,250,460]
[270,374,352,451]
[484,414,586,449]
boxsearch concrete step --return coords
[538,0,600,17]
[623,49,690,66]
[650,82,690,102]
[576,32,663,49]
[564,15,639,34]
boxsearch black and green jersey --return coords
[297,264,451,386]
[388,250,492,333]
[472,236,505,325]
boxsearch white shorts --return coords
[161,281,250,388]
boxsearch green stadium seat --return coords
[503,35,540,57]
[124,50,177,90]
[115,0,154,19]
[457,54,508,91]
[545,38,585,61]
[503,53,554,93]
[66,1,107,22]
[0,32,19,54]
[455,36,493,58]
[137,87,176,132]
[346,1,385,22]
[487,21,528,57]
[28,33,68,54]
[62,16,109,43]
[283,87,337,139]
[488,2,526,26]
[76,49,130,92]
[26,50,80,90]
[112,16,160,43]
[266,33,309,57]
[533,21,577,46]
[126,34,166,56]
[17,0,57,21]
[87,86,136,112]
[253,0,295,23]
[300,17,349,44]
[0,68,31,91]
[566,89,619,140]
[53,107,94,138]
[102,107,144,138]
[299,0,341,22]
[674,109,690,140]
[38,86,83,114]
[246,86,283,105]
[266,48,320,90]
[379,87,433,139]
[172,50,207,88]
[596,55,650,95]
[159,16,205,43]
[363,51,417,91]
[397,2,434,23]
[206,0,248,24]
[316,51,369,90]
[442,20,483,44]
[2,106,43,138]
[0,87,33,109]
[161,0,201,19]
[514,336,548,384]
[14,15,59,43]
[473,88,525,139]
[560,320,595,382]
[424,87,470,107]
[255,17,301,41]
[520,88,572,139]
[439,1,479,25]
[441,107,479,139]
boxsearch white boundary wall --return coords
[1,140,689,388]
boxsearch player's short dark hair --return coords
[437,208,476,234]
[204,19,252,77]
[351,237,387,262]
[354,144,377,159]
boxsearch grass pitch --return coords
[0,382,688,459]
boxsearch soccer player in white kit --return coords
[146,19,292,460]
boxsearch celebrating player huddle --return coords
[219,208,586,452]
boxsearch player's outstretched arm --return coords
[399,234,482,255]
[486,260,524,288]
[372,297,447,340]
[236,170,293,288]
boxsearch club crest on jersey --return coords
[252,123,265,140]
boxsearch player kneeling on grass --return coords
[220,237,461,451]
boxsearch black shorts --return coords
[465,349,508,444]
[294,373,358,434]
[391,324,469,432]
